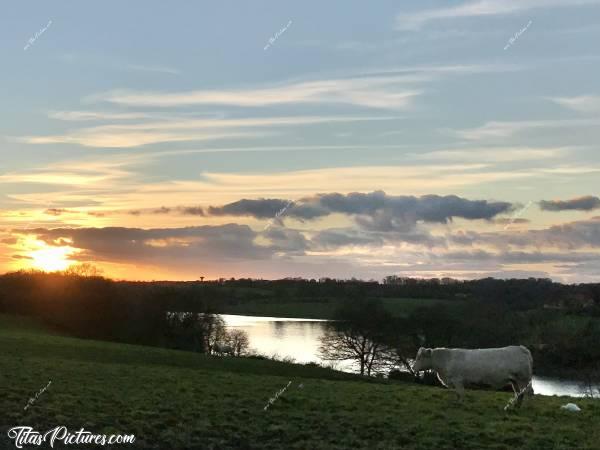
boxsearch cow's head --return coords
[412,347,433,372]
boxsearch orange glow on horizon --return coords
[19,238,80,272]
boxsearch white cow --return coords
[412,346,533,406]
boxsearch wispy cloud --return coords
[451,217,600,250]
[87,75,423,110]
[48,111,151,121]
[452,118,600,140]
[548,95,600,113]
[396,0,600,30]
[1,162,530,215]
[360,62,520,78]
[17,130,269,148]
[117,163,532,206]
[17,115,395,148]
[85,62,520,111]
[0,158,133,187]
[410,146,572,162]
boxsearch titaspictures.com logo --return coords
[7,426,135,448]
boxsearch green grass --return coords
[218,297,461,320]
[2,314,600,449]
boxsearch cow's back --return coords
[434,346,532,388]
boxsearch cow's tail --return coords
[519,345,534,396]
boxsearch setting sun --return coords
[28,242,78,272]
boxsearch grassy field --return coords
[2,315,600,449]
[218,297,459,319]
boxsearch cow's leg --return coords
[506,381,520,409]
[450,379,465,402]
[513,380,530,408]
[525,381,534,397]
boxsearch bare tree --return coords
[227,329,250,356]
[581,364,600,399]
[319,299,392,376]
[319,326,387,376]
[63,263,103,277]
[166,312,227,353]
[201,314,227,354]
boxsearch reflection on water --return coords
[272,321,286,339]
[533,376,597,398]
[223,314,328,365]
[222,314,594,398]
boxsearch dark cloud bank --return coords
[539,196,600,212]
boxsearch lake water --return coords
[222,314,596,398]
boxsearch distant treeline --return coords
[1,270,599,376]
[4,272,600,308]
[203,275,600,311]
[98,275,598,312]
[0,271,168,345]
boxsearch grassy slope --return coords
[2,315,600,450]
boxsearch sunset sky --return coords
[2,1,600,282]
